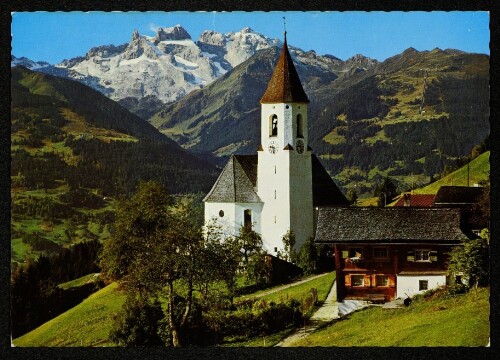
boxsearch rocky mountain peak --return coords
[198,30,226,47]
[155,25,192,42]
[131,29,140,41]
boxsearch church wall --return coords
[204,201,262,239]
[289,151,314,250]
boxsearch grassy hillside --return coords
[414,151,490,194]
[11,66,217,266]
[288,287,489,347]
[13,282,126,347]
[13,273,334,347]
[13,275,489,347]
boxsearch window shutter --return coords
[364,275,371,287]
[406,250,415,262]
[430,251,438,262]
[345,274,351,286]
[342,250,348,258]
[388,276,396,288]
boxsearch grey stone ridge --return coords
[434,185,487,206]
[315,207,468,244]
[204,154,349,206]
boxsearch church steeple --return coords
[260,33,309,104]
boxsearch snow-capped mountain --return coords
[11,56,51,70]
[11,25,378,118]
[47,25,282,106]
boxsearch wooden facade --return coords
[315,207,469,303]
[334,243,454,302]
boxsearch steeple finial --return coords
[283,16,287,42]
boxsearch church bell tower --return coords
[257,31,313,253]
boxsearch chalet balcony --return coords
[341,257,394,272]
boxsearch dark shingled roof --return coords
[315,207,467,244]
[204,154,348,206]
[434,186,487,206]
[203,155,261,203]
[260,36,309,104]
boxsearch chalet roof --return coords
[434,186,486,206]
[204,154,348,206]
[393,194,436,207]
[315,207,467,244]
[203,155,261,203]
[260,35,309,104]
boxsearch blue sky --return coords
[12,11,489,64]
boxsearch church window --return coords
[285,105,290,109]
[270,114,278,137]
[274,190,276,199]
[219,210,224,217]
[274,165,276,174]
[244,209,252,228]
[297,114,304,138]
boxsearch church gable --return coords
[203,155,261,203]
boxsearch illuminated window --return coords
[415,250,430,262]
[351,275,364,287]
[376,275,389,287]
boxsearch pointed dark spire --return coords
[260,32,309,104]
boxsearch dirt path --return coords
[242,272,331,300]
[275,280,339,347]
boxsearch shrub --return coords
[204,298,303,343]
[110,294,165,346]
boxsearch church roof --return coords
[260,35,310,104]
[315,207,467,244]
[203,155,261,203]
[311,155,350,207]
[204,154,348,207]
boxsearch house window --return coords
[373,247,388,259]
[244,209,252,229]
[349,248,362,258]
[270,114,278,137]
[296,114,304,138]
[219,210,224,217]
[415,250,430,262]
[419,280,429,291]
[376,275,389,287]
[351,275,364,287]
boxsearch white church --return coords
[204,33,348,254]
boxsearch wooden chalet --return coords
[314,207,469,302]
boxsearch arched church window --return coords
[297,114,304,138]
[244,209,252,229]
[270,114,278,137]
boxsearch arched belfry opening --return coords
[270,114,278,137]
[297,113,304,138]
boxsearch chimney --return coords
[403,193,411,207]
